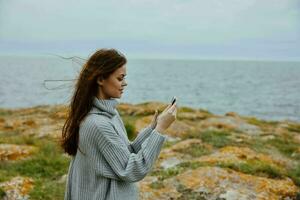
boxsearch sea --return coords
[0,55,299,122]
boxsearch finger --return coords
[153,110,158,120]
[173,108,177,118]
[162,104,172,114]
[154,110,159,118]
[168,103,177,113]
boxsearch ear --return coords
[97,77,104,86]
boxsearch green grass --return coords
[151,167,184,181]
[0,131,36,145]
[0,134,71,199]
[174,143,211,157]
[124,122,136,141]
[245,117,279,127]
[199,130,234,148]
[216,160,284,179]
[288,164,300,187]
[246,136,300,160]
[0,109,12,116]
[287,124,300,133]
[179,107,195,113]
[121,115,139,141]
[266,137,299,158]
[149,180,165,189]
[176,183,207,200]
[162,140,180,149]
[0,187,5,198]
[150,162,206,181]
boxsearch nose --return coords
[122,80,128,87]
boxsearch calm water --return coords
[0,56,299,122]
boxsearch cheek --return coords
[109,79,121,90]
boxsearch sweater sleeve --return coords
[90,118,166,183]
[129,124,156,153]
[114,110,156,153]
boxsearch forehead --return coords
[113,65,127,76]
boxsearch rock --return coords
[138,176,180,200]
[22,120,37,127]
[164,135,181,143]
[219,189,249,200]
[0,144,37,161]
[0,177,34,200]
[291,148,300,159]
[158,139,212,169]
[195,146,289,170]
[166,139,204,152]
[118,102,166,116]
[225,112,240,118]
[294,135,300,144]
[160,157,182,169]
[172,167,299,200]
[58,174,68,184]
[200,116,262,135]
[177,111,209,121]
[0,117,5,123]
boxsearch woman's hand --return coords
[150,110,159,129]
[154,103,177,133]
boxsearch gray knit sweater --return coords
[64,96,166,200]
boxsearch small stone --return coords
[160,157,182,169]
[0,177,34,200]
[0,144,37,161]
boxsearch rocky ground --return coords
[0,102,299,200]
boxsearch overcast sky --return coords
[0,0,299,60]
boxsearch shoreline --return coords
[1,101,299,123]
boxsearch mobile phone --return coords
[171,96,177,105]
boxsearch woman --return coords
[61,49,177,200]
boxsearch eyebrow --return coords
[119,74,127,77]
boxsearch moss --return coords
[151,167,184,181]
[150,162,206,181]
[149,180,165,189]
[0,131,36,145]
[245,117,279,127]
[217,160,284,179]
[266,137,299,158]
[199,130,233,148]
[177,162,206,170]
[247,136,300,160]
[176,184,207,200]
[174,143,211,157]
[287,124,300,133]
[162,140,179,149]
[179,107,195,113]
[288,164,300,187]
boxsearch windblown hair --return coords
[61,49,127,156]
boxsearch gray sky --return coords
[0,0,299,60]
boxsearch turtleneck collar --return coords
[90,96,119,118]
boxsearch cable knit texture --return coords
[64,96,166,200]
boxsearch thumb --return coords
[153,110,159,121]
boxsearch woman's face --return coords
[97,65,127,99]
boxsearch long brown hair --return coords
[61,49,127,156]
